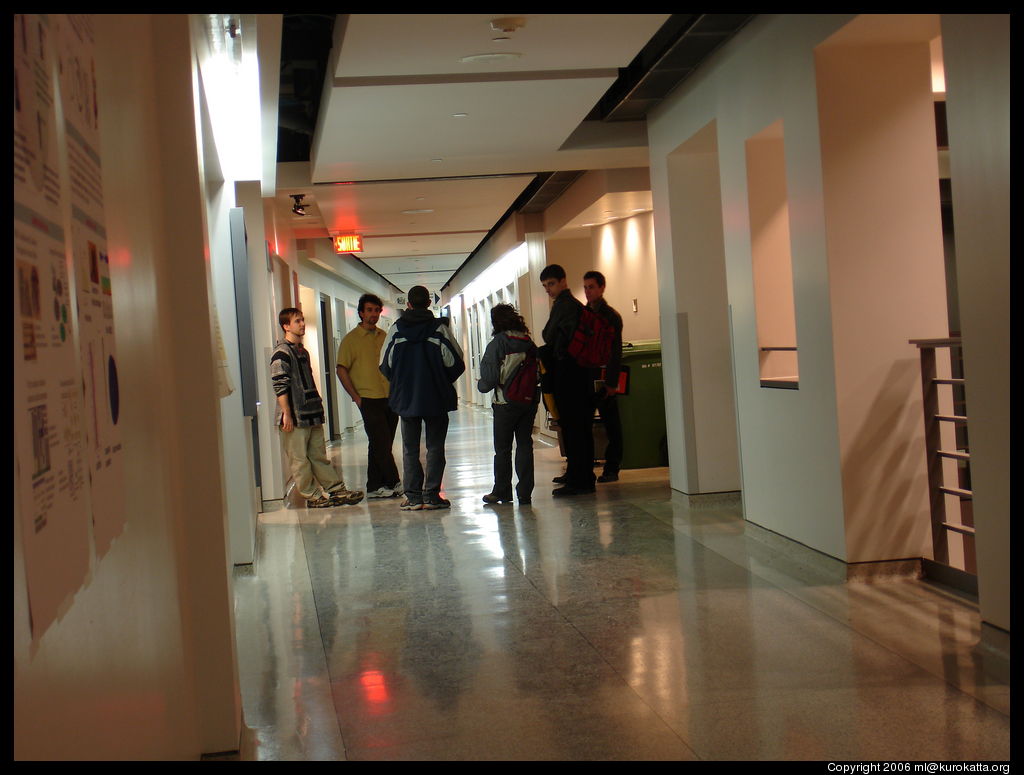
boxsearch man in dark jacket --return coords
[583,270,624,482]
[379,286,465,510]
[540,264,595,496]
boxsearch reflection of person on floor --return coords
[583,270,624,483]
[476,303,538,505]
[337,293,402,499]
[271,307,363,509]
[379,286,465,511]
[540,263,595,497]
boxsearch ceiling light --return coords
[459,52,522,64]
[401,209,434,215]
[290,194,307,216]
[452,112,468,118]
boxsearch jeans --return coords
[400,414,450,502]
[358,397,400,491]
[491,401,537,500]
[553,360,595,489]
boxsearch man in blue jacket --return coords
[379,286,465,510]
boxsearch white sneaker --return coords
[390,482,404,497]
[367,486,393,499]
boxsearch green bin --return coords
[615,341,668,469]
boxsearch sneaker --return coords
[399,498,424,511]
[306,494,334,509]
[367,486,394,499]
[422,497,451,510]
[482,493,513,504]
[328,488,364,505]
[389,482,404,498]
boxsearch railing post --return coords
[917,344,949,565]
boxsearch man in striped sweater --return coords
[271,307,363,508]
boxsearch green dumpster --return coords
[614,340,668,469]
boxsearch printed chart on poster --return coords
[13,13,91,640]
[58,13,126,559]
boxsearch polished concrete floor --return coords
[232,405,1010,761]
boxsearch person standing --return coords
[336,293,402,498]
[583,270,624,482]
[379,285,465,511]
[540,264,595,496]
[476,303,538,505]
[271,307,363,508]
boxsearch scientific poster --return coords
[57,13,126,557]
[13,13,92,639]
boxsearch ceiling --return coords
[271,13,753,295]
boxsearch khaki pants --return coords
[280,424,343,499]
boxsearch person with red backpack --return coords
[583,270,624,483]
[476,303,539,505]
[539,264,596,497]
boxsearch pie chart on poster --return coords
[108,355,120,425]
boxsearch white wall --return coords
[649,14,851,558]
[647,13,1009,634]
[15,14,240,759]
[940,14,1010,632]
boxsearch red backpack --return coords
[501,336,539,404]
[568,306,615,368]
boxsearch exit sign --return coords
[333,234,363,253]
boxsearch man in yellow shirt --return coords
[336,294,402,498]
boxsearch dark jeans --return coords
[491,401,538,500]
[553,360,595,489]
[400,414,450,502]
[596,393,622,475]
[358,397,400,491]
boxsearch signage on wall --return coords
[332,234,363,254]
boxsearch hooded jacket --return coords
[379,308,465,417]
[477,329,538,405]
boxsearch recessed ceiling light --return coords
[402,209,434,215]
[459,52,522,64]
[452,112,468,118]
[431,158,443,163]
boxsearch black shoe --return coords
[552,485,596,497]
[519,499,532,505]
[552,474,568,484]
[597,472,619,483]
[482,493,513,504]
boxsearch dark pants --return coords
[553,360,595,489]
[400,414,449,502]
[491,401,538,501]
[596,393,622,475]
[358,397,400,491]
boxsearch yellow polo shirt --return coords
[337,325,390,399]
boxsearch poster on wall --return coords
[13,12,92,640]
[57,13,126,559]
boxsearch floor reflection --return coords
[233,406,1010,761]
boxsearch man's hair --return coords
[583,270,606,288]
[539,264,566,282]
[490,303,529,336]
[408,285,430,309]
[279,307,302,331]
[358,293,384,314]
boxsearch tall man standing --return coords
[337,293,402,498]
[380,285,465,511]
[540,264,595,496]
[583,270,624,482]
[271,307,363,508]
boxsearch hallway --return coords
[232,406,1010,761]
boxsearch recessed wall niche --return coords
[745,119,799,389]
